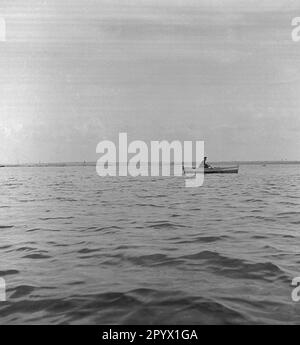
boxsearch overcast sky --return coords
[1,0,300,163]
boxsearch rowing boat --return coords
[184,166,239,174]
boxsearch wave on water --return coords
[0,165,299,324]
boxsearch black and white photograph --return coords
[1,0,300,329]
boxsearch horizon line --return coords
[2,159,300,167]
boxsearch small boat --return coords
[184,166,239,174]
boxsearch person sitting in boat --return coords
[204,157,212,169]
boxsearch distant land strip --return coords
[1,161,300,168]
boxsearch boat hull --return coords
[184,166,239,174]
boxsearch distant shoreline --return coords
[1,161,300,168]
